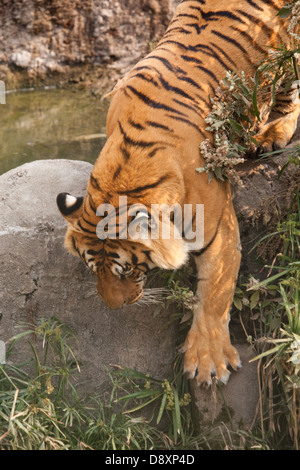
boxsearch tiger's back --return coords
[107,0,291,143]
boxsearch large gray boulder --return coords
[0,159,176,394]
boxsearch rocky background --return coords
[0,0,180,90]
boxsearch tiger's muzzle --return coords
[96,271,146,309]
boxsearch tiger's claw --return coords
[182,327,241,386]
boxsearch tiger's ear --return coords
[56,193,84,224]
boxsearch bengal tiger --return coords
[57,0,300,385]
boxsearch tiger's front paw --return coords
[182,326,241,385]
[254,113,299,155]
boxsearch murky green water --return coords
[0,87,109,175]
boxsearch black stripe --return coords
[134,65,156,73]
[185,23,208,34]
[210,42,237,68]
[230,26,267,55]
[177,74,205,94]
[145,55,187,75]
[157,39,205,54]
[158,72,196,101]
[87,193,97,213]
[146,121,171,132]
[236,9,261,24]
[180,0,206,4]
[245,0,279,12]
[72,237,80,256]
[121,144,131,160]
[165,26,192,35]
[192,213,223,256]
[236,10,275,39]
[181,47,230,72]
[148,147,166,158]
[202,10,246,23]
[165,114,206,137]
[189,5,204,13]
[180,53,201,67]
[110,259,126,269]
[87,249,104,256]
[127,85,187,117]
[128,118,145,130]
[78,220,96,235]
[131,253,138,265]
[83,203,93,219]
[173,98,203,118]
[82,215,97,228]
[118,121,157,148]
[118,175,168,195]
[275,97,295,104]
[135,59,208,105]
[265,0,282,9]
[107,252,120,259]
[135,262,151,272]
[133,72,160,87]
[113,165,122,180]
[90,175,101,191]
[177,13,199,20]
[245,0,264,11]
[195,64,219,84]
[142,250,153,263]
[211,30,248,56]
[116,203,131,219]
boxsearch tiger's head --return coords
[56,191,188,309]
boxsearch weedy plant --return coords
[197,2,300,184]
[0,317,82,450]
[108,364,192,447]
[0,317,174,450]
[197,70,256,184]
[233,188,300,450]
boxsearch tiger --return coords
[57,0,300,385]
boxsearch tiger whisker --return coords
[135,287,170,305]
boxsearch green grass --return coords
[0,317,171,450]
[233,189,300,450]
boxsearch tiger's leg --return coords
[183,200,241,385]
[255,84,300,154]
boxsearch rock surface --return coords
[0,0,180,89]
[0,159,176,394]
[233,137,300,278]
[191,344,259,429]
